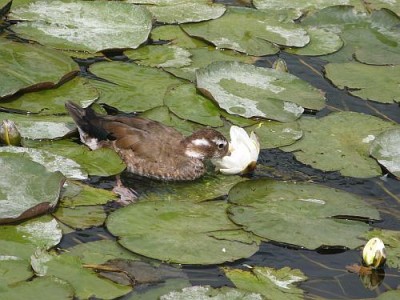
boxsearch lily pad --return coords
[89,61,184,112]
[53,206,106,230]
[184,7,301,56]
[127,278,191,300]
[0,277,74,300]
[61,181,117,207]
[0,259,33,285]
[139,173,246,203]
[106,200,259,264]
[376,290,400,300]
[324,62,400,104]
[0,77,98,115]
[10,0,152,52]
[0,146,87,180]
[0,37,78,98]
[126,0,226,24]
[0,153,64,223]
[164,83,223,127]
[196,61,325,121]
[370,128,400,178]
[228,179,380,249]
[363,229,400,269]
[151,25,208,48]
[0,113,75,140]
[281,112,399,178]
[247,121,303,148]
[224,266,306,300]
[160,285,263,300]
[125,45,192,68]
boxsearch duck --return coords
[65,101,229,201]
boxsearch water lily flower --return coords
[213,126,260,175]
[0,119,21,146]
[362,237,386,269]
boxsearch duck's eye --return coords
[218,143,225,149]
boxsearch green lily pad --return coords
[325,62,400,104]
[53,206,106,230]
[376,290,400,300]
[151,25,208,48]
[126,0,226,24]
[160,285,263,300]
[370,128,400,178]
[44,254,132,299]
[0,277,74,300]
[127,278,191,300]
[0,113,75,140]
[24,140,126,177]
[61,181,117,207]
[164,83,223,127]
[125,45,192,68]
[89,61,184,112]
[165,47,256,82]
[285,27,343,56]
[0,259,33,285]
[65,240,140,265]
[0,77,98,115]
[0,153,64,223]
[182,7,309,56]
[224,266,306,300]
[11,0,152,52]
[228,179,380,249]
[281,112,399,178]
[363,229,400,269]
[196,61,325,121]
[247,121,303,148]
[139,173,246,203]
[107,200,259,264]
[0,146,87,179]
[0,37,78,98]
[0,0,11,17]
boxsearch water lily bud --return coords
[272,58,288,73]
[0,119,21,146]
[362,237,386,269]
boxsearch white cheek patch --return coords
[78,127,101,150]
[192,138,211,146]
[212,138,227,146]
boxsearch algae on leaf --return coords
[228,179,380,249]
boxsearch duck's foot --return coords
[113,175,138,205]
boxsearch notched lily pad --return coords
[11,0,152,52]
[0,153,65,224]
[228,179,380,249]
[196,61,325,121]
[0,37,78,98]
[106,200,259,264]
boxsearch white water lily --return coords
[362,237,386,269]
[213,125,260,175]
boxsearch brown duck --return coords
[65,101,229,181]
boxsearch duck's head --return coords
[183,128,229,160]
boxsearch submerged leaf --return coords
[53,206,106,230]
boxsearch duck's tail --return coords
[65,101,111,145]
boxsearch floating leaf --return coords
[125,45,192,68]
[89,61,184,112]
[126,0,226,24]
[196,61,325,121]
[0,259,33,285]
[151,24,208,48]
[370,128,400,178]
[11,0,152,52]
[224,266,306,300]
[325,62,400,104]
[53,206,106,230]
[0,113,75,140]
[363,229,400,269]
[0,37,78,98]
[228,179,380,249]
[0,146,87,180]
[0,77,98,115]
[107,200,259,264]
[164,83,223,127]
[128,278,191,300]
[61,181,117,207]
[0,153,64,223]
[160,285,263,300]
[0,277,74,300]
[376,290,400,300]
[281,112,399,178]
[182,7,309,55]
